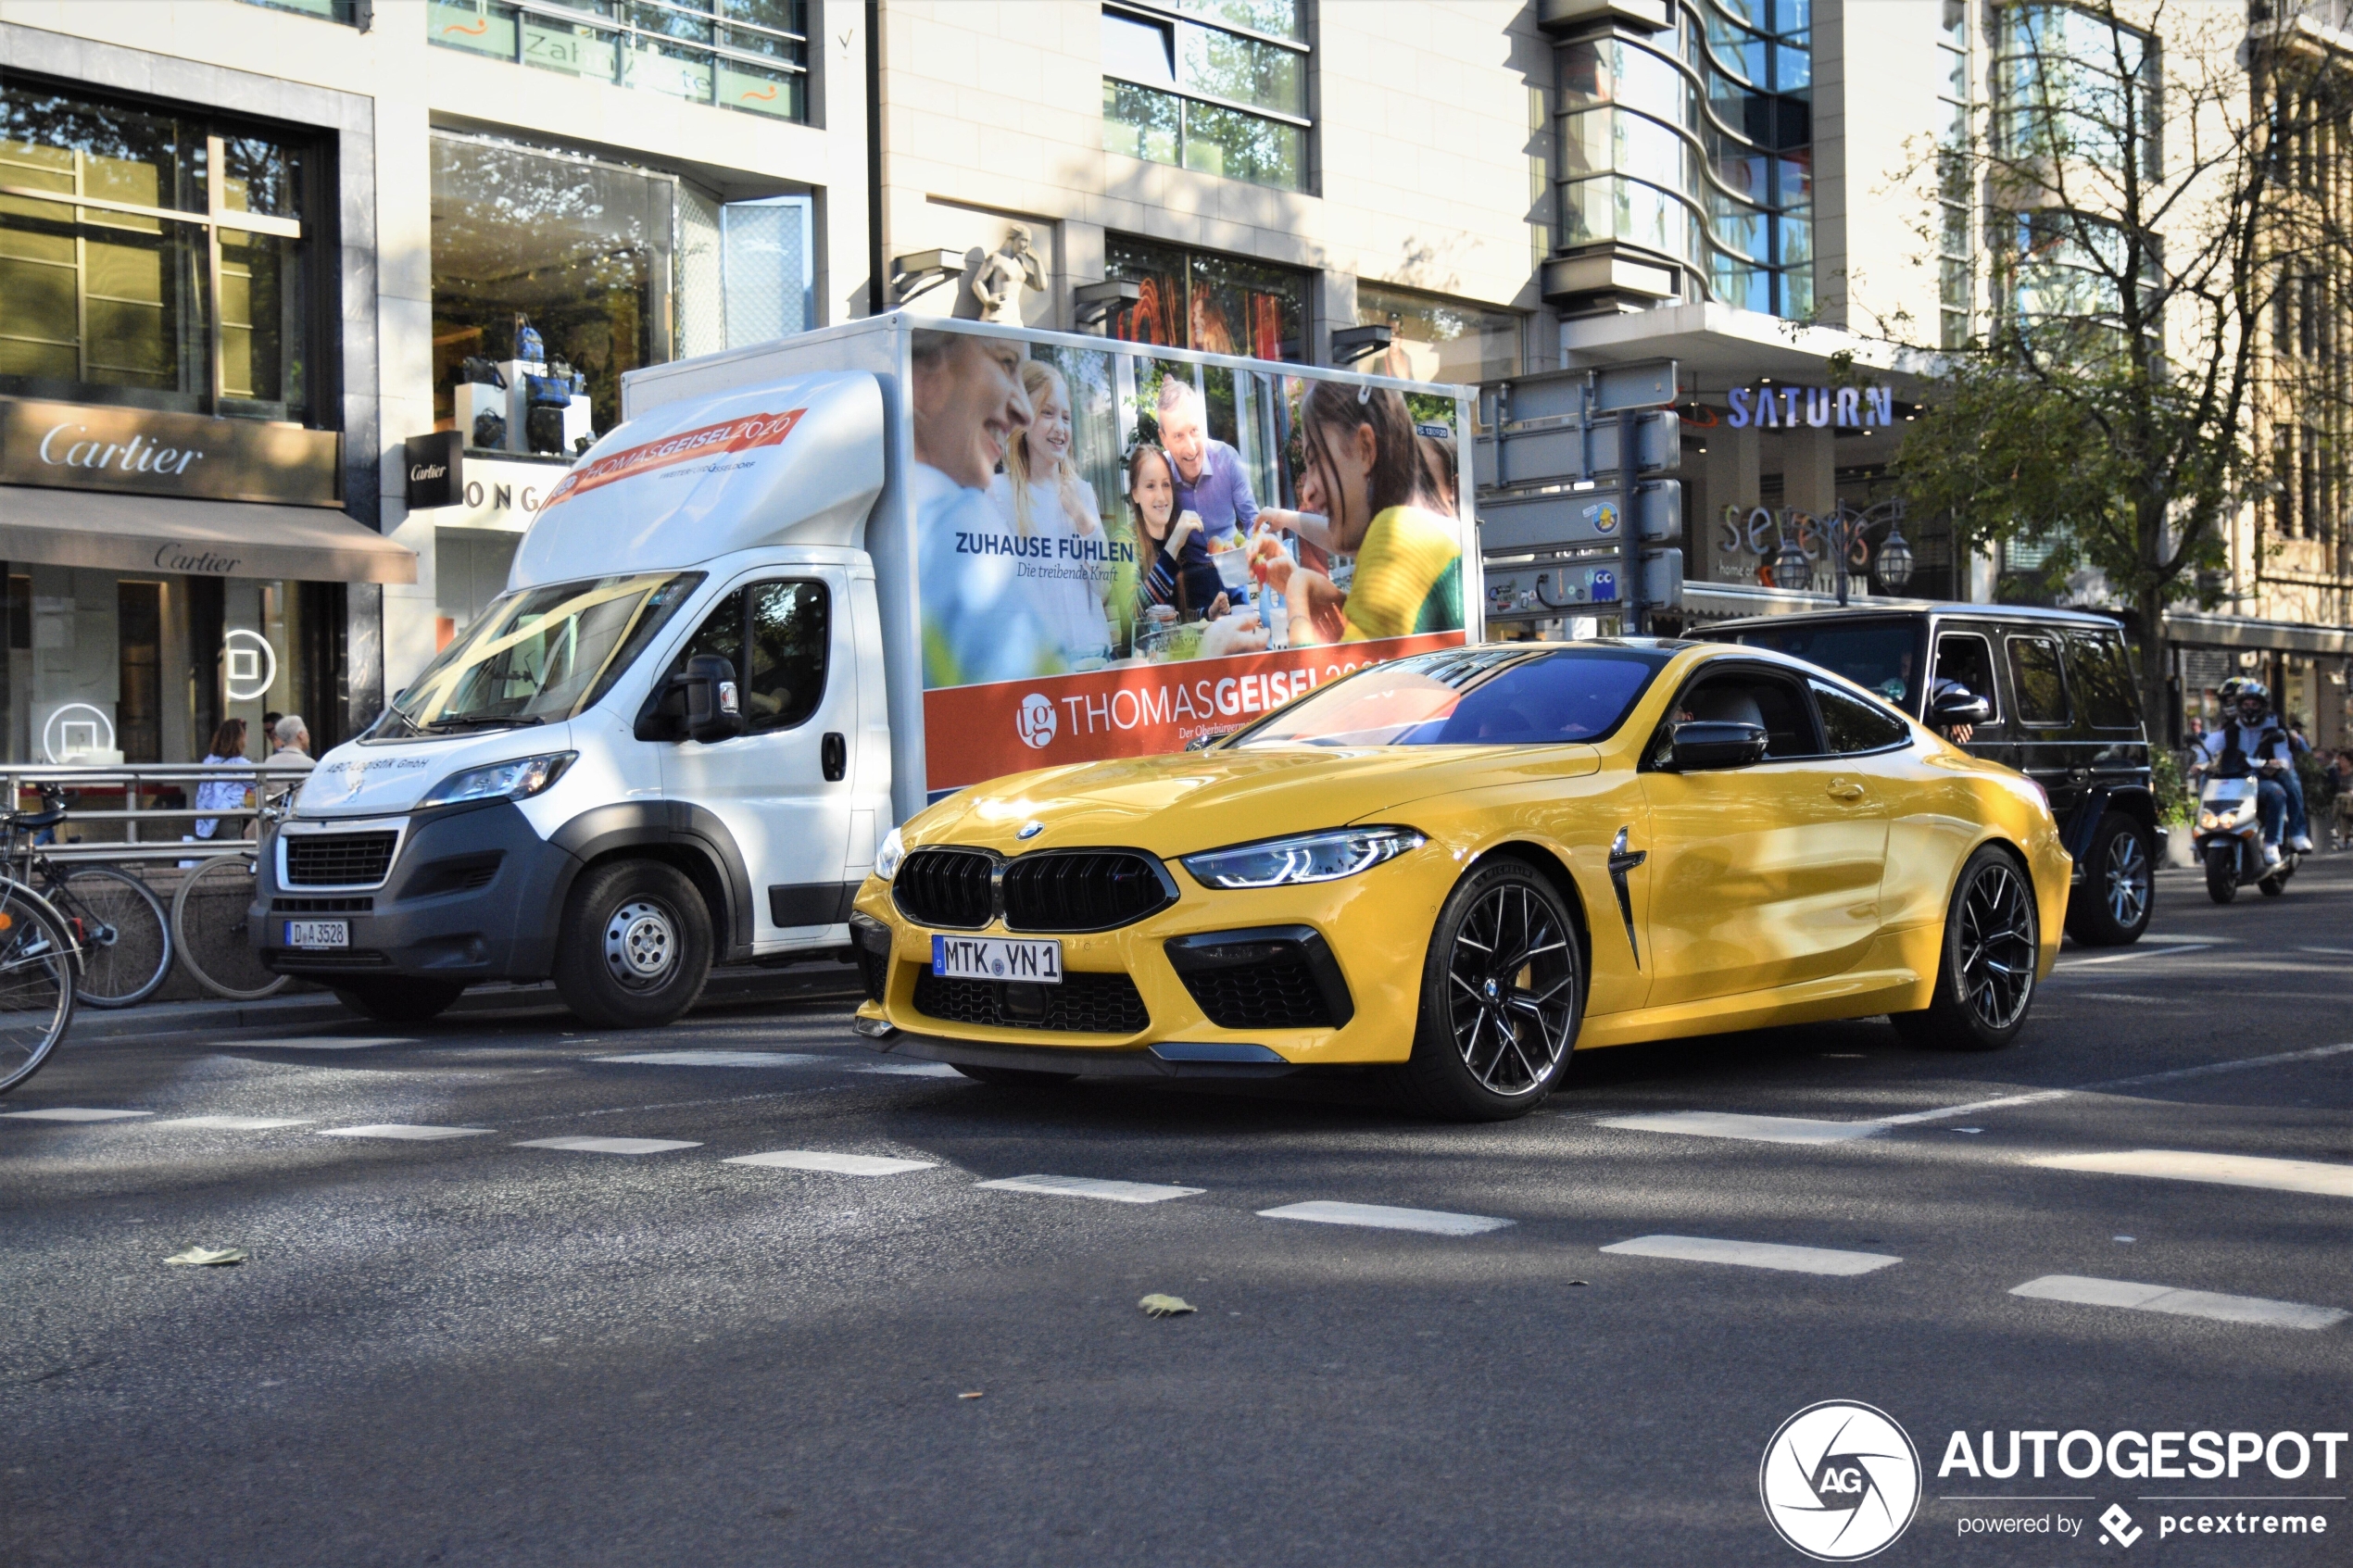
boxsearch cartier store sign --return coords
[0,396,342,507]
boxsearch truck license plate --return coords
[932,935,1062,985]
[283,920,348,949]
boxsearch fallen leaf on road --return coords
[166,1247,246,1267]
[958,1391,985,1399]
[1567,1279,1588,1287]
[1139,1293,1196,1317]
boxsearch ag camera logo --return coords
[1015,693,1057,749]
[1761,1401,1921,1561]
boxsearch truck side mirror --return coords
[678,654,746,744]
[1928,685,1993,728]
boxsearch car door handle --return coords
[1828,779,1867,801]
[822,732,847,782]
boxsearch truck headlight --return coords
[875,826,907,882]
[1181,827,1425,889]
[418,751,576,809]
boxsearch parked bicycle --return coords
[0,828,80,1096]
[171,788,294,1002]
[3,784,173,1008]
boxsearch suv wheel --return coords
[2064,813,2154,947]
[553,860,712,1029]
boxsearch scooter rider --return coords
[2196,678,2301,863]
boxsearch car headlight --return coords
[875,825,906,882]
[417,751,576,809]
[1181,827,1425,889]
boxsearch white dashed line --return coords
[1598,1110,1885,1145]
[1881,1089,2073,1126]
[316,1124,496,1141]
[596,1050,827,1068]
[2010,1274,2347,1331]
[854,1061,965,1078]
[156,1115,310,1130]
[513,1135,701,1155]
[975,1173,1202,1204]
[240,1036,414,1051]
[1257,1200,1513,1236]
[2052,944,2210,971]
[726,1150,938,1176]
[2082,1041,2353,1091]
[0,1108,152,1122]
[2297,947,2353,957]
[2030,1148,2353,1199]
[1600,1235,1902,1275]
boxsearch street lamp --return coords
[1770,539,1814,592]
[1873,526,1915,592]
[1824,499,1911,606]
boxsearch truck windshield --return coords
[1225,646,1669,748]
[375,572,704,736]
[1730,620,1925,712]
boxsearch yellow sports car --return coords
[849,640,2069,1121]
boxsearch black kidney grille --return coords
[1179,961,1336,1030]
[283,832,398,886]
[1001,852,1170,932]
[893,848,993,928]
[912,971,1149,1035]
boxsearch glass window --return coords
[236,0,366,22]
[720,195,813,349]
[1230,646,1670,748]
[1665,672,1819,759]
[1102,12,1176,85]
[426,0,808,121]
[1730,619,1925,709]
[2064,631,2140,729]
[2006,634,2071,724]
[1994,4,2158,173]
[1933,633,2001,721]
[1100,1,1308,192]
[1103,233,1305,360]
[745,581,827,730]
[1354,282,1520,384]
[1810,679,1910,753]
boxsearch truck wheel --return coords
[553,860,712,1029]
[334,977,466,1024]
[2203,847,2238,905]
[2064,813,2155,947]
[1890,847,2038,1052]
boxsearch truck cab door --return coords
[659,570,860,950]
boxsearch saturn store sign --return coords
[0,396,342,506]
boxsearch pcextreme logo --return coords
[1762,1401,1924,1561]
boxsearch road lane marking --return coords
[2082,1040,2353,1091]
[317,1124,495,1141]
[156,1115,309,1130]
[1596,1111,1884,1144]
[2010,1274,2347,1331]
[2298,947,2353,957]
[1880,1089,2073,1126]
[2052,944,2211,971]
[727,1150,937,1176]
[1601,1235,1902,1275]
[854,1061,964,1078]
[239,1036,414,1051]
[1,1107,152,1122]
[1258,1200,1513,1236]
[2069,992,2163,1004]
[976,1173,1202,1204]
[2030,1148,2353,1199]
[513,1135,701,1155]
[596,1050,827,1068]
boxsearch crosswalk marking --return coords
[1881,1089,2073,1127]
[854,1061,964,1078]
[513,1135,701,1155]
[1257,1200,1512,1236]
[2031,1148,2353,1199]
[596,1050,826,1068]
[1,1108,151,1122]
[2052,944,2211,972]
[1600,1235,1902,1276]
[727,1150,937,1176]
[975,1173,1202,1204]
[1598,1110,1883,1145]
[156,1115,310,1130]
[2010,1274,2347,1331]
[317,1124,495,1141]
[240,1036,412,1051]
[2082,1041,2353,1092]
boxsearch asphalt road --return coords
[4,853,2348,1568]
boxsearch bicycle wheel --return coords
[0,884,78,1095]
[57,866,173,1008]
[171,854,291,1001]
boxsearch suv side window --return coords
[2006,634,2071,725]
[1933,632,2001,723]
[1809,679,1911,754]
[663,580,830,733]
[2063,632,2140,729]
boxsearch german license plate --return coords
[283,920,348,949]
[931,935,1062,985]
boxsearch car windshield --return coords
[1730,621,1926,712]
[374,572,704,736]
[1226,646,1671,749]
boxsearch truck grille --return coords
[1178,961,1337,1030]
[912,971,1150,1035]
[283,832,398,886]
[893,848,992,928]
[1001,851,1171,933]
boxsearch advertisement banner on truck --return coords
[909,327,1467,794]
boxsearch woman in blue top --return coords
[192,718,250,839]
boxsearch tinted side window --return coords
[673,589,743,674]
[2064,633,2140,729]
[1667,672,1821,759]
[745,582,828,732]
[1933,633,2001,722]
[1810,680,1911,754]
[2007,635,2070,724]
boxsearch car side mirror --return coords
[678,654,745,744]
[1928,686,1993,727]
[1665,720,1768,771]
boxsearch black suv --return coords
[1700,604,2159,946]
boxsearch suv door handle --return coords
[821,732,847,782]
[1828,779,1867,801]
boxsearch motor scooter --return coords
[2193,759,2300,903]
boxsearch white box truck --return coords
[254,316,1480,1027]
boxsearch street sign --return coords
[1483,550,1683,615]
[1478,481,1677,554]
[1473,408,1680,490]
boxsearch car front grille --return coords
[283,832,398,887]
[1001,851,1172,933]
[912,970,1150,1035]
[1177,960,1337,1030]
[271,896,374,913]
[893,848,993,928]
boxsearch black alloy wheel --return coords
[1891,846,2040,1052]
[2063,813,2154,947]
[1399,857,1583,1121]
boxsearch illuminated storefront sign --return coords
[1727,384,1896,429]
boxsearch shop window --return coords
[236,0,371,23]
[6,576,28,652]
[1101,0,1309,192]
[1353,282,1521,385]
[426,0,808,122]
[0,78,328,423]
[1102,233,1305,360]
[116,581,162,764]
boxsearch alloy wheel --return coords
[1443,883,1577,1097]
[2103,831,2150,928]
[603,898,678,989]
[1957,861,2036,1031]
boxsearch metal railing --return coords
[2,763,308,864]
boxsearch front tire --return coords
[1890,846,2039,1052]
[2203,845,2239,905]
[334,977,467,1024]
[2064,814,2153,947]
[551,860,712,1029]
[1397,857,1583,1122]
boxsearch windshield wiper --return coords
[419,714,547,733]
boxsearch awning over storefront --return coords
[2162,609,2351,657]
[0,485,417,585]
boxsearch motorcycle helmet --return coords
[2225,677,2271,724]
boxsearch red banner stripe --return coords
[542,408,806,509]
